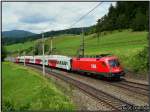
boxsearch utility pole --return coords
[97,33,100,46]
[51,37,53,53]
[42,33,45,76]
[33,41,35,64]
[17,49,20,63]
[147,1,150,107]
[23,42,26,66]
[82,27,84,57]
[148,29,150,106]
[33,41,35,56]
[24,51,26,66]
[18,49,19,57]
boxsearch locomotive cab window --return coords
[109,59,120,67]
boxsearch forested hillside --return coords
[88,1,148,35]
[2,30,36,38]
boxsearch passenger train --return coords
[15,55,125,78]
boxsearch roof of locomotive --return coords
[73,56,118,61]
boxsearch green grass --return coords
[6,30,147,56]
[43,30,147,58]
[5,41,34,53]
[5,30,148,72]
[2,62,74,111]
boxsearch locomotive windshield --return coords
[109,59,120,67]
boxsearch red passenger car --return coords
[71,56,125,78]
[25,58,30,64]
[34,56,42,65]
[35,59,42,65]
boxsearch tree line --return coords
[89,1,149,35]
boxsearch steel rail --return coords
[108,82,149,96]
[121,79,149,89]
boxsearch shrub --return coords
[131,46,149,73]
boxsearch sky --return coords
[2,2,116,33]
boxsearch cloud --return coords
[2,2,116,33]
[19,13,55,24]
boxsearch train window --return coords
[109,60,120,67]
[57,61,67,65]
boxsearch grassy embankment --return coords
[5,30,148,74]
[2,62,74,111]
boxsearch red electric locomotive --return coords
[71,55,125,78]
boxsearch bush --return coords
[131,46,149,72]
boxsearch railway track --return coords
[121,79,149,90]
[123,69,149,92]
[66,69,149,96]
[51,68,149,96]
[112,79,149,96]
[49,66,149,97]
[27,64,134,111]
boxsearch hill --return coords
[2,27,91,45]
[2,30,36,38]
[2,30,37,45]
